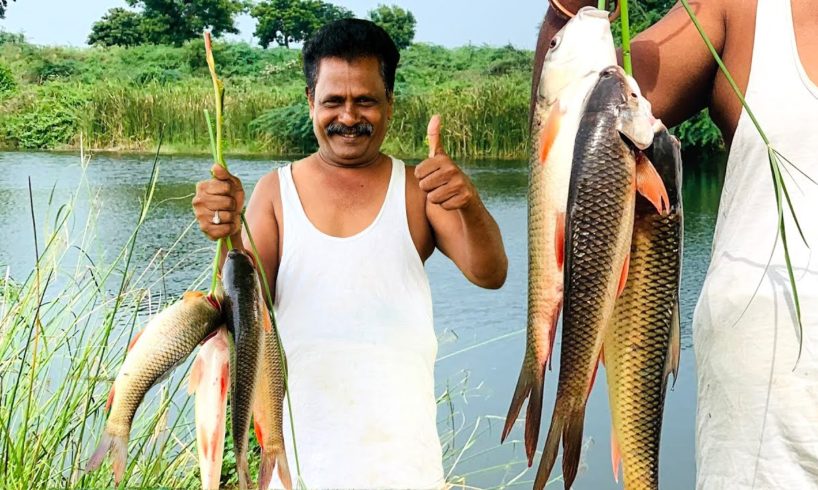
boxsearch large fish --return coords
[502,7,617,464]
[223,249,268,490]
[605,124,683,489]
[189,326,231,490]
[253,299,292,490]
[535,65,669,490]
[86,291,222,485]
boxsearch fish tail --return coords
[561,409,586,489]
[237,451,252,490]
[277,449,293,490]
[501,362,544,467]
[534,410,563,490]
[258,446,292,490]
[535,407,586,490]
[85,431,128,485]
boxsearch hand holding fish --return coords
[415,115,478,211]
[193,164,245,240]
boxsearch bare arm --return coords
[532,1,727,128]
[415,116,508,289]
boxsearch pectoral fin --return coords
[636,153,671,215]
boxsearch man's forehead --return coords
[315,56,384,85]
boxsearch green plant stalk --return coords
[203,32,302,482]
[241,214,302,478]
[621,0,632,75]
[678,0,804,354]
[598,0,606,10]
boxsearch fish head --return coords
[222,249,257,294]
[645,125,684,209]
[538,7,616,106]
[585,66,655,150]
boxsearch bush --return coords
[0,83,88,149]
[250,102,317,154]
[0,62,15,96]
[26,57,80,84]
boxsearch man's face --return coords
[308,56,393,166]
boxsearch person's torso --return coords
[268,156,444,488]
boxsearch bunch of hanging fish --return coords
[500,7,683,490]
[85,249,292,490]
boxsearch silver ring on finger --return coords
[211,210,221,225]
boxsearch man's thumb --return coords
[427,114,444,158]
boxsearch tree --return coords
[110,0,248,46]
[252,0,353,49]
[0,0,15,19]
[88,8,146,47]
[368,4,415,50]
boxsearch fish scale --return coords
[605,128,683,489]
[536,66,651,490]
[223,249,265,490]
[86,291,223,485]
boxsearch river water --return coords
[0,150,724,489]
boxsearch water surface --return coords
[0,150,724,489]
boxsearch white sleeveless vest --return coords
[268,157,445,489]
[693,0,818,487]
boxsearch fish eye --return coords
[549,36,561,50]
[630,92,638,98]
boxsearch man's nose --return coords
[338,102,359,125]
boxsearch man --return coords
[538,0,818,488]
[192,19,507,489]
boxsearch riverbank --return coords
[0,35,723,159]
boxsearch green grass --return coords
[0,33,723,158]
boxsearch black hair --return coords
[302,18,400,98]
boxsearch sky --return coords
[0,0,551,49]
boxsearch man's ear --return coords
[386,90,394,120]
[306,87,315,119]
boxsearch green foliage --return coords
[0,62,15,96]
[26,56,79,84]
[251,0,353,48]
[88,8,146,47]
[250,101,317,154]
[674,109,724,150]
[88,0,248,47]
[368,4,416,50]
[0,29,25,45]
[0,0,14,19]
[0,82,89,149]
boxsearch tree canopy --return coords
[368,4,416,50]
[88,0,248,47]
[251,0,353,48]
[88,8,146,47]
[0,0,15,19]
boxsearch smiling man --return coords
[192,19,507,489]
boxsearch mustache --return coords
[326,122,374,137]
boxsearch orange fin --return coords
[636,153,671,214]
[254,420,265,451]
[220,362,229,399]
[183,290,206,302]
[555,212,566,270]
[611,428,622,483]
[127,330,143,351]
[187,355,203,395]
[261,302,273,333]
[105,386,115,413]
[617,254,630,297]
[599,346,605,367]
[538,103,564,165]
[197,423,210,459]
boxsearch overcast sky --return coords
[0,0,551,49]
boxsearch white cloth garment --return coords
[693,0,818,487]
[268,157,445,489]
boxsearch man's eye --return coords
[323,101,341,107]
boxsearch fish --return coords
[534,65,669,490]
[252,298,292,490]
[189,326,231,490]
[222,249,269,490]
[502,6,617,465]
[86,290,223,485]
[605,124,683,489]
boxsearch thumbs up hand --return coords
[414,115,478,211]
